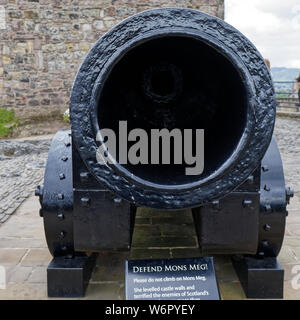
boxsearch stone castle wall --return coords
[0,0,224,121]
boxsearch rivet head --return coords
[35,185,41,197]
[264,204,272,213]
[65,141,71,147]
[59,231,66,239]
[57,212,64,220]
[286,187,294,204]
[262,240,269,247]
[61,156,68,162]
[258,251,265,259]
[113,197,122,206]
[57,193,64,200]
[59,173,65,180]
[286,187,294,197]
[243,199,253,208]
[80,197,91,207]
[212,200,220,210]
[35,184,44,198]
[264,185,270,192]
[247,175,254,184]
[264,224,271,231]
[80,172,90,183]
[262,165,269,172]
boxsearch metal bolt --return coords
[247,175,254,184]
[65,141,71,147]
[57,212,64,220]
[60,231,66,239]
[258,251,265,259]
[262,240,269,247]
[35,185,43,197]
[80,172,90,183]
[80,197,91,207]
[264,204,272,213]
[262,165,269,172]
[113,197,122,206]
[212,200,220,210]
[57,193,64,200]
[59,173,65,180]
[264,224,271,231]
[35,186,41,196]
[243,199,253,208]
[61,156,68,162]
[286,187,294,204]
[264,185,270,192]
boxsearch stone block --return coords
[85,283,123,300]
[93,20,105,30]
[284,279,300,300]
[278,246,298,264]
[91,251,129,282]
[0,248,28,265]
[218,282,246,300]
[27,266,47,283]
[130,248,171,260]
[0,282,47,300]
[24,11,39,19]
[3,56,11,64]
[8,266,33,283]
[21,249,52,267]
[171,248,202,258]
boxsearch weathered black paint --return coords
[41,130,74,257]
[70,8,276,209]
[232,256,284,299]
[36,8,291,299]
[47,253,97,297]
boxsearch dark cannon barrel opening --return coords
[97,35,248,186]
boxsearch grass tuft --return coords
[0,108,19,138]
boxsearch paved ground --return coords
[274,117,300,196]
[0,137,51,224]
[0,116,299,300]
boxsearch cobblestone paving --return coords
[0,138,51,224]
[274,117,300,196]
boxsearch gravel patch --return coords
[274,117,300,196]
[0,139,51,224]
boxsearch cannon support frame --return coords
[37,131,289,298]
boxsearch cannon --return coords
[36,8,293,299]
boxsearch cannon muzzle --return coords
[70,8,276,209]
